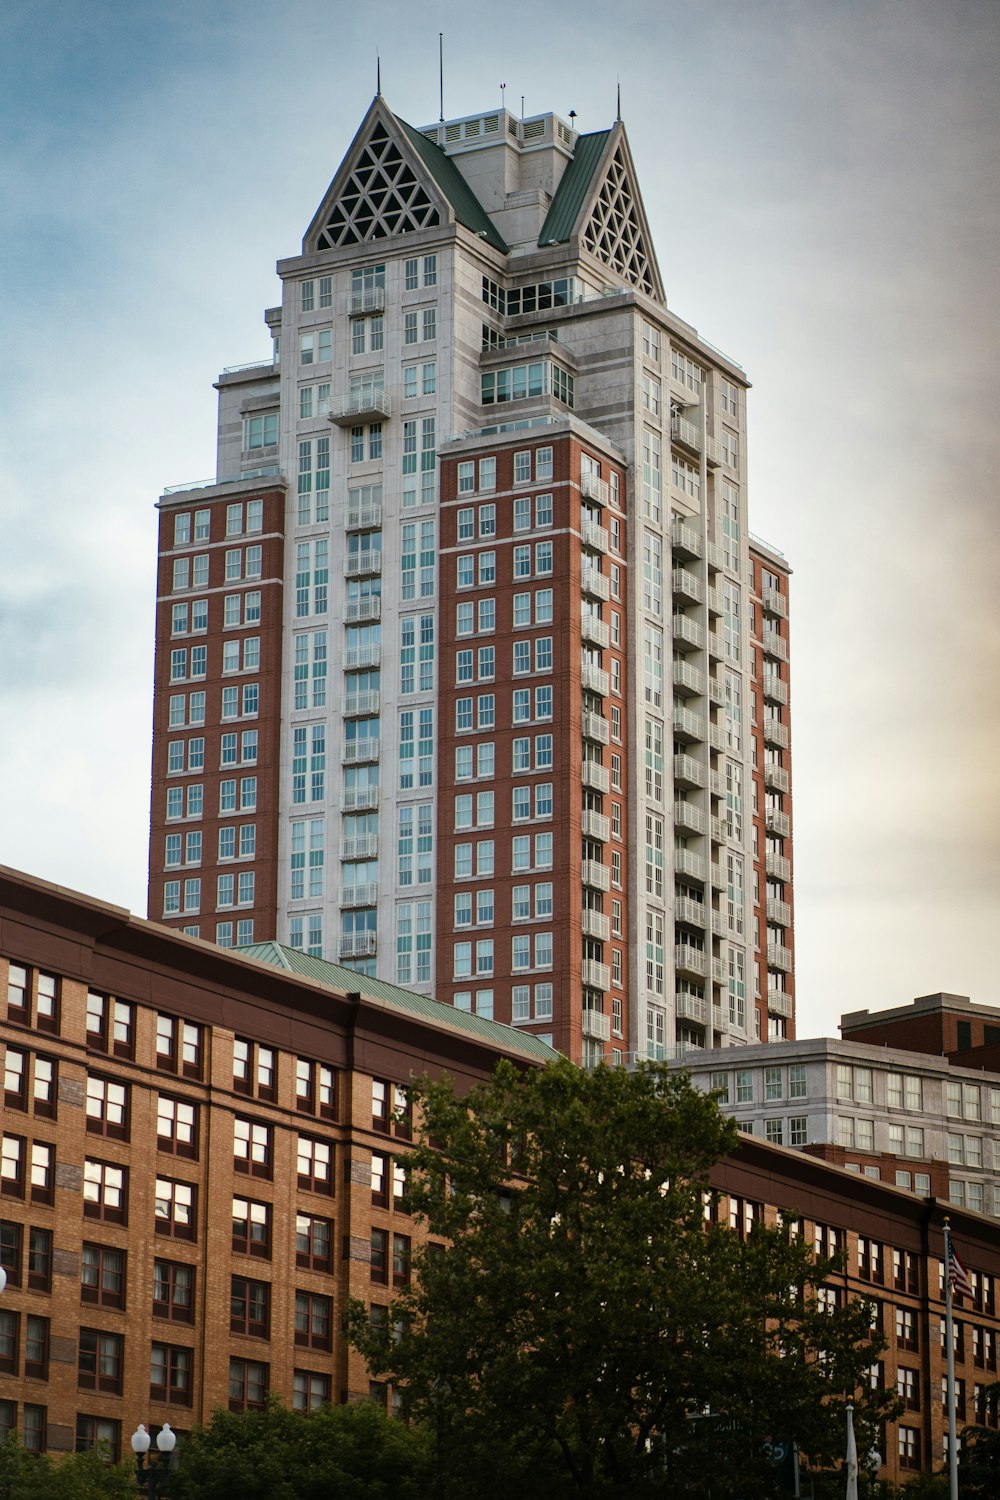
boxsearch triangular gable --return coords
[304,98,505,255]
[542,123,664,303]
[304,98,446,253]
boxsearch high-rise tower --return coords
[149,96,793,1062]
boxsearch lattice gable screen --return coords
[319,122,441,249]
[582,145,654,295]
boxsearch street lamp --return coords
[131,1423,177,1498]
[0,1264,7,1294]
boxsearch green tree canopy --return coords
[348,1058,898,1499]
[0,1436,134,1500]
[168,1397,431,1500]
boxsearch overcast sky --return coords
[1,0,998,1040]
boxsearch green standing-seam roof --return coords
[398,119,509,254]
[539,128,613,246]
[235,941,558,1064]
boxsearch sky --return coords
[1,0,998,1041]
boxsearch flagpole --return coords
[944,1220,959,1500]
[845,1403,858,1500]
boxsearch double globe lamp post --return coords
[131,1422,177,1497]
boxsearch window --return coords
[293,1370,331,1412]
[154,1176,196,1241]
[156,1095,198,1159]
[76,1415,120,1462]
[297,1135,333,1195]
[232,1196,270,1259]
[295,1291,332,1351]
[393,1233,411,1286]
[296,1213,333,1272]
[81,1243,125,1309]
[231,1275,270,1339]
[896,1307,918,1352]
[153,1259,194,1323]
[234,1118,272,1179]
[229,1358,269,1412]
[79,1328,123,1394]
[83,1159,127,1224]
[150,1343,192,1406]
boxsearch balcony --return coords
[581,567,610,602]
[708,630,725,660]
[581,909,611,942]
[345,552,383,578]
[581,809,610,842]
[672,614,704,652]
[710,816,726,845]
[581,859,610,892]
[674,848,706,882]
[766,807,790,839]
[708,721,727,754]
[710,861,725,889]
[581,614,610,650]
[339,931,378,960]
[343,644,381,671]
[581,959,611,992]
[580,472,610,507]
[342,739,380,765]
[673,660,705,697]
[341,785,379,812]
[767,896,792,928]
[767,942,793,973]
[346,502,383,531]
[676,990,708,1025]
[580,662,609,698]
[580,519,609,554]
[763,674,788,706]
[708,674,725,706]
[344,596,381,623]
[341,834,379,860]
[675,944,707,980]
[581,1008,612,1042]
[581,710,610,746]
[673,754,705,789]
[706,541,724,573]
[673,800,705,836]
[349,288,386,315]
[706,586,723,617]
[762,629,787,662]
[670,412,702,457]
[767,987,793,1019]
[763,718,789,751]
[344,690,381,718]
[766,851,791,882]
[670,518,703,560]
[763,588,787,619]
[339,882,379,909]
[764,764,790,794]
[674,896,707,929]
[673,706,705,744]
[329,390,392,426]
[709,769,724,798]
[672,567,703,606]
[581,760,610,795]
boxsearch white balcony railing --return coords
[581,760,610,794]
[581,614,610,650]
[673,660,705,696]
[581,710,610,745]
[344,690,381,718]
[673,754,705,788]
[343,644,381,671]
[674,896,707,928]
[329,391,392,426]
[349,288,386,315]
[581,1008,612,1042]
[341,785,380,812]
[672,567,703,605]
[345,552,383,578]
[580,663,609,697]
[581,909,611,942]
[581,809,610,842]
[341,834,379,861]
[674,849,706,882]
[344,596,381,623]
[581,959,611,992]
[581,859,610,892]
[671,518,703,559]
[339,882,379,909]
[580,520,609,554]
[766,851,791,882]
[342,739,380,765]
[339,932,378,959]
[581,568,610,602]
[346,503,383,531]
[580,472,610,506]
[672,614,704,651]
[674,944,707,979]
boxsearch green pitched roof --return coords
[236,941,557,1064]
[539,129,612,246]
[397,119,509,253]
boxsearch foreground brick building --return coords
[1,865,998,1485]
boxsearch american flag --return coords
[948,1241,972,1299]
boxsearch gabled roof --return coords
[398,119,508,252]
[539,129,612,246]
[237,941,558,1064]
[540,122,664,303]
[303,97,506,256]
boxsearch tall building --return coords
[1,865,996,1484]
[149,95,794,1064]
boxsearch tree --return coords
[169,1397,432,1500]
[0,1435,135,1500]
[348,1058,899,1500]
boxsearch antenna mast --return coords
[439,34,444,121]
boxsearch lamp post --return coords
[131,1423,177,1498]
[0,1264,7,1294]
